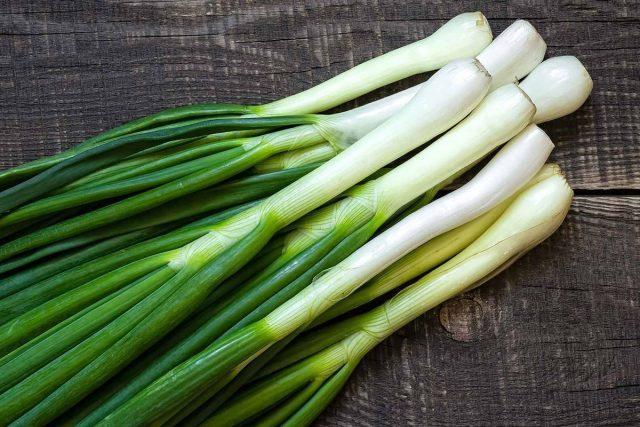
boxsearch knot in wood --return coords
[438,297,486,342]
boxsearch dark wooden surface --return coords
[1,1,638,425]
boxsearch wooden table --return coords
[1,1,638,425]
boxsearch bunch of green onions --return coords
[0,54,493,427]
[0,11,593,426]
[60,51,591,427]
[201,160,573,427]
[92,123,559,425]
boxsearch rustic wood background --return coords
[1,1,638,425]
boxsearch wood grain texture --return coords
[0,1,638,425]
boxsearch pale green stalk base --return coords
[256,12,492,115]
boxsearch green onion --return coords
[0,12,492,190]
[251,12,492,116]
[82,81,533,424]
[97,122,555,425]
[256,165,561,377]
[204,166,573,427]
[0,13,596,425]
[0,19,551,265]
[62,46,593,425]
[0,58,491,425]
[302,52,593,323]
[4,37,517,274]
[192,150,563,427]
[0,118,318,245]
[67,25,552,420]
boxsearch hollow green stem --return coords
[0,105,252,189]
[0,115,312,213]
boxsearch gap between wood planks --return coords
[574,189,640,196]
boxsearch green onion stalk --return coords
[39,22,550,419]
[0,58,491,425]
[237,54,593,409]
[18,15,544,363]
[0,166,377,331]
[0,120,342,236]
[84,49,593,424]
[0,115,321,214]
[203,163,573,427]
[65,177,440,426]
[97,122,556,425]
[66,139,333,198]
[0,203,254,354]
[0,59,491,329]
[0,12,492,190]
[165,142,559,427]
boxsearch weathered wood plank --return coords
[0,0,638,188]
[317,195,640,426]
[0,2,638,425]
